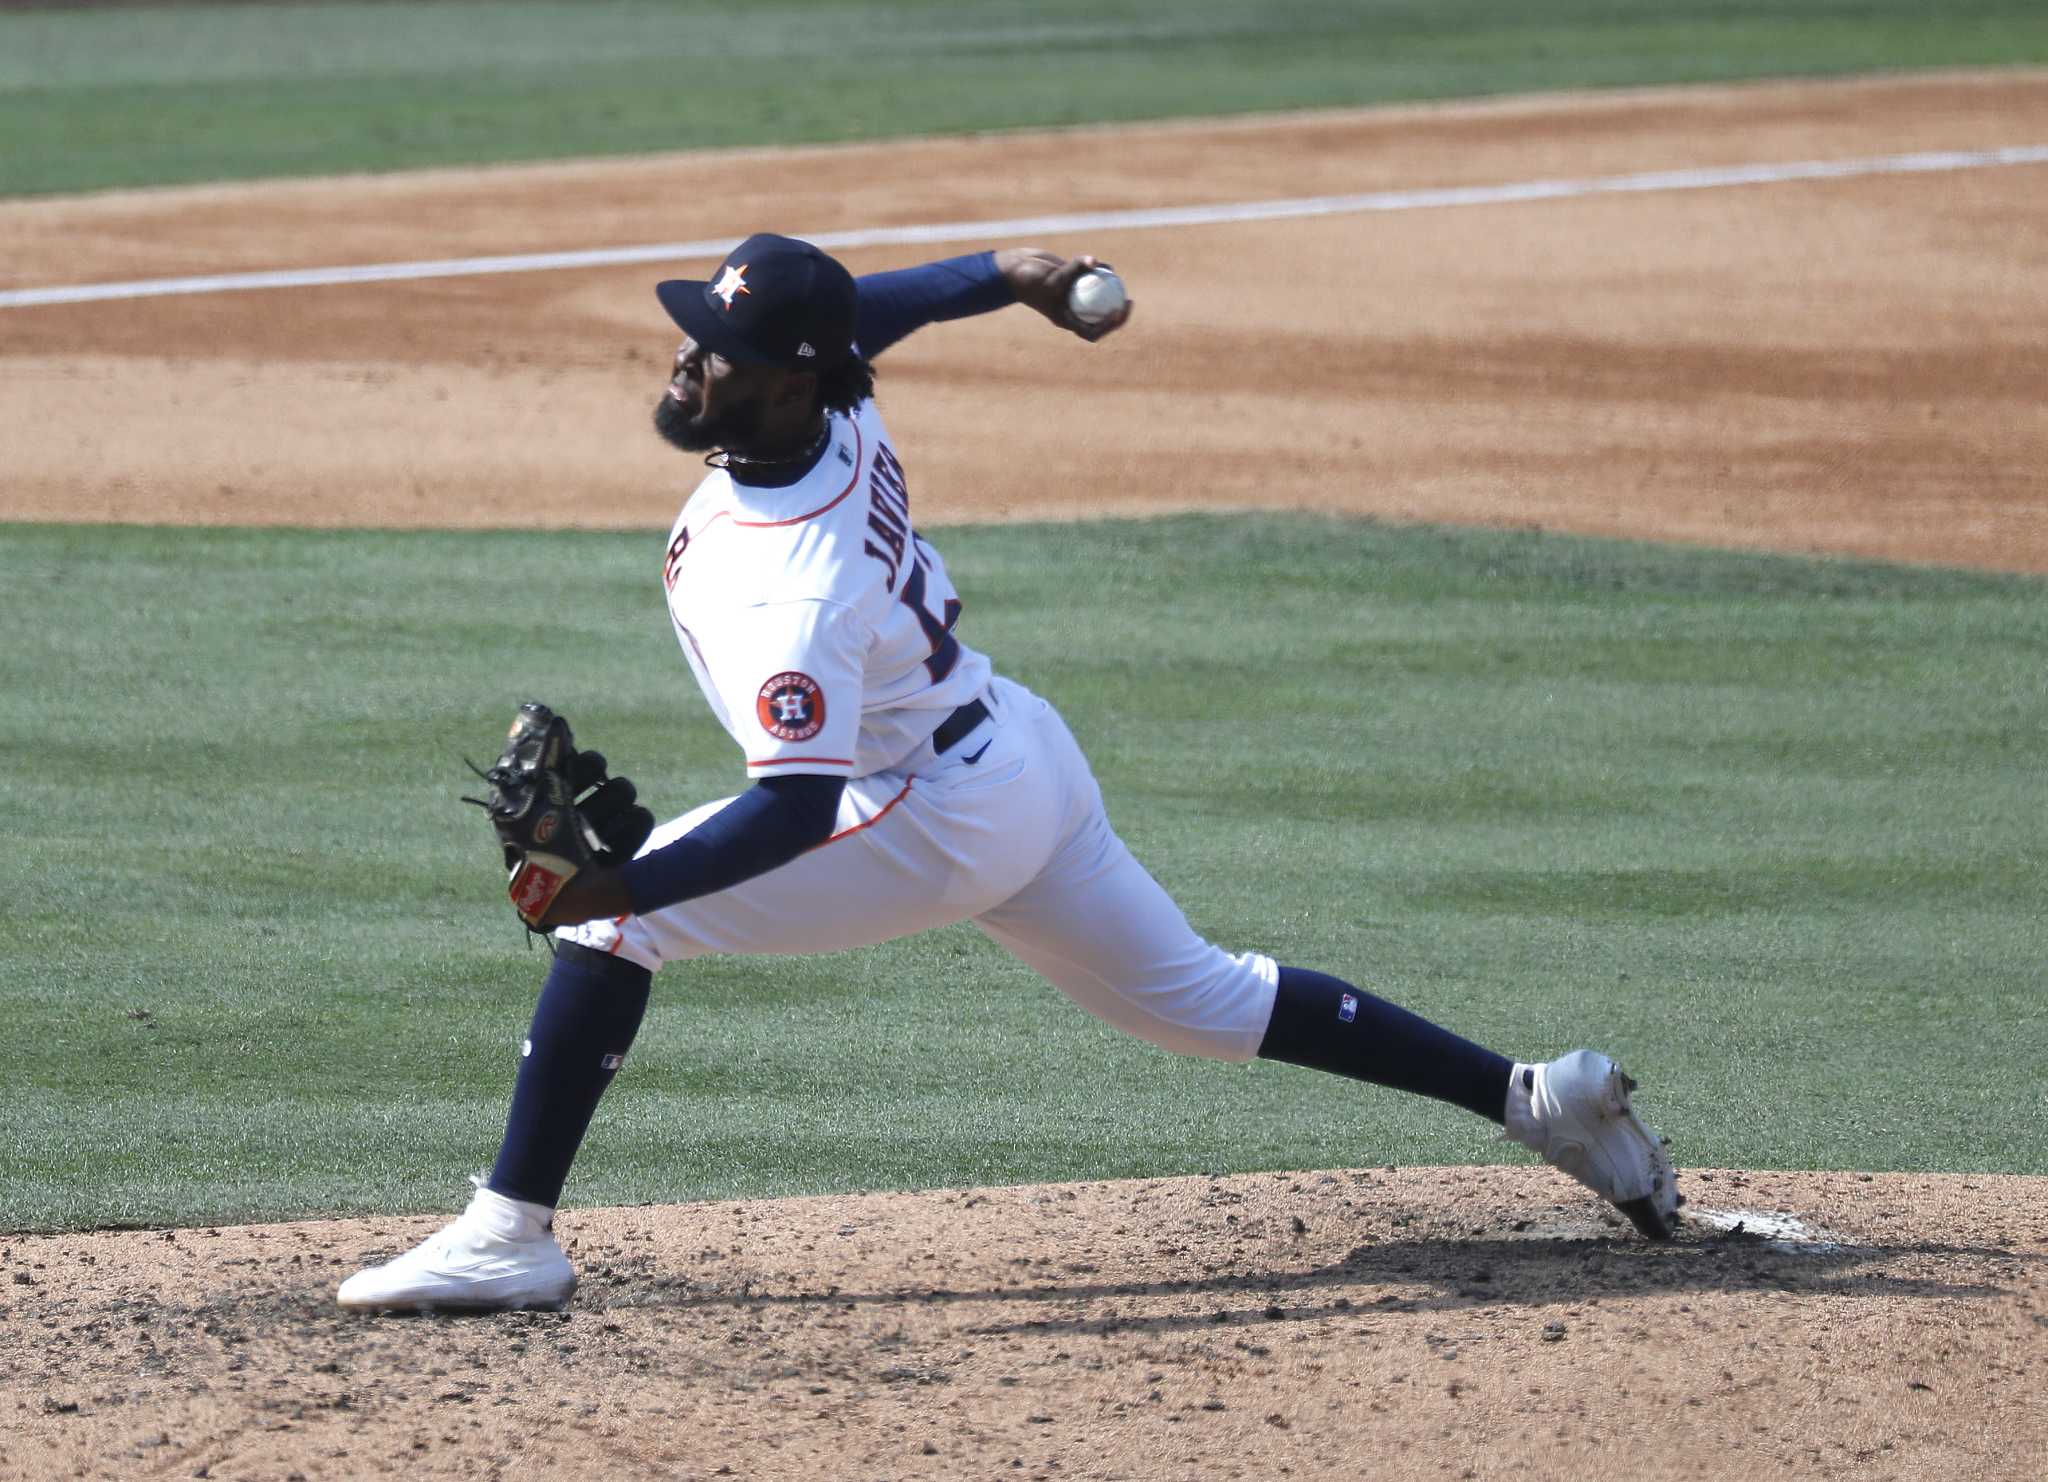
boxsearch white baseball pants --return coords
[561,677,1279,1061]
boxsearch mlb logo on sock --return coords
[599,1053,626,1071]
[1338,993,1358,1023]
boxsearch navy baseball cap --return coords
[656,233,857,369]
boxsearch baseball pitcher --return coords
[340,236,1679,1312]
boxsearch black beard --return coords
[651,391,760,455]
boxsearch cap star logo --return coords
[712,263,751,309]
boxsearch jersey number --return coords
[900,555,962,682]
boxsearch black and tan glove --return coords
[467,702,655,930]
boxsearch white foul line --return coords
[4,144,2045,311]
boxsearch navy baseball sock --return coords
[1258,966,1514,1124]
[488,943,653,1209]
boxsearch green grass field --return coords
[4,0,2044,1235]
[3,517,2042,1233]
[5,0,2048,195]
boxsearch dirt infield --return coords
[3,72,2046,1481]
[5,70,2048,568]
[6,1170,2045,1481]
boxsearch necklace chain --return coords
[713,420,832,471]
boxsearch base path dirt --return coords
[2,70,2046,569]
[3,73,2047,1481]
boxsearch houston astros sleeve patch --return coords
[757,671,826,741]
[711,599,866,774]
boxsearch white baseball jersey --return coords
[567,397,1279,1064]
[657,399,990,781]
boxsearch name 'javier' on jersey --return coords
[658,399,992,781]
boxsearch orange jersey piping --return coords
[729,419,865,528]
[810,777,915,851]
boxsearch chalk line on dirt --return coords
[3,144,2044,310]
[1688,1208,1853,1253]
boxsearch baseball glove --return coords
[466,701,656,930]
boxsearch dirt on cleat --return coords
[1616,1193,1677,1240]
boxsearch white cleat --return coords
[1504,1050,1681,1240]
[337,1185,576,1312]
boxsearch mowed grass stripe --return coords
[1,514,2042,1233]
[6,0,2048,195]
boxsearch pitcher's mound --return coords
[5,1165,2044,1481]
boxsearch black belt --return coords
[930,697,990,754]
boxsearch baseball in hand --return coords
[1066,267,1128,327]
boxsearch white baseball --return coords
[1066,267,1127,327]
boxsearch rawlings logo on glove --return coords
[466,701,656,931]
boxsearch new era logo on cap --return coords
[656,234,856,369]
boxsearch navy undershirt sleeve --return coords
[854,252,1015,359]
[619,773,846,915]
